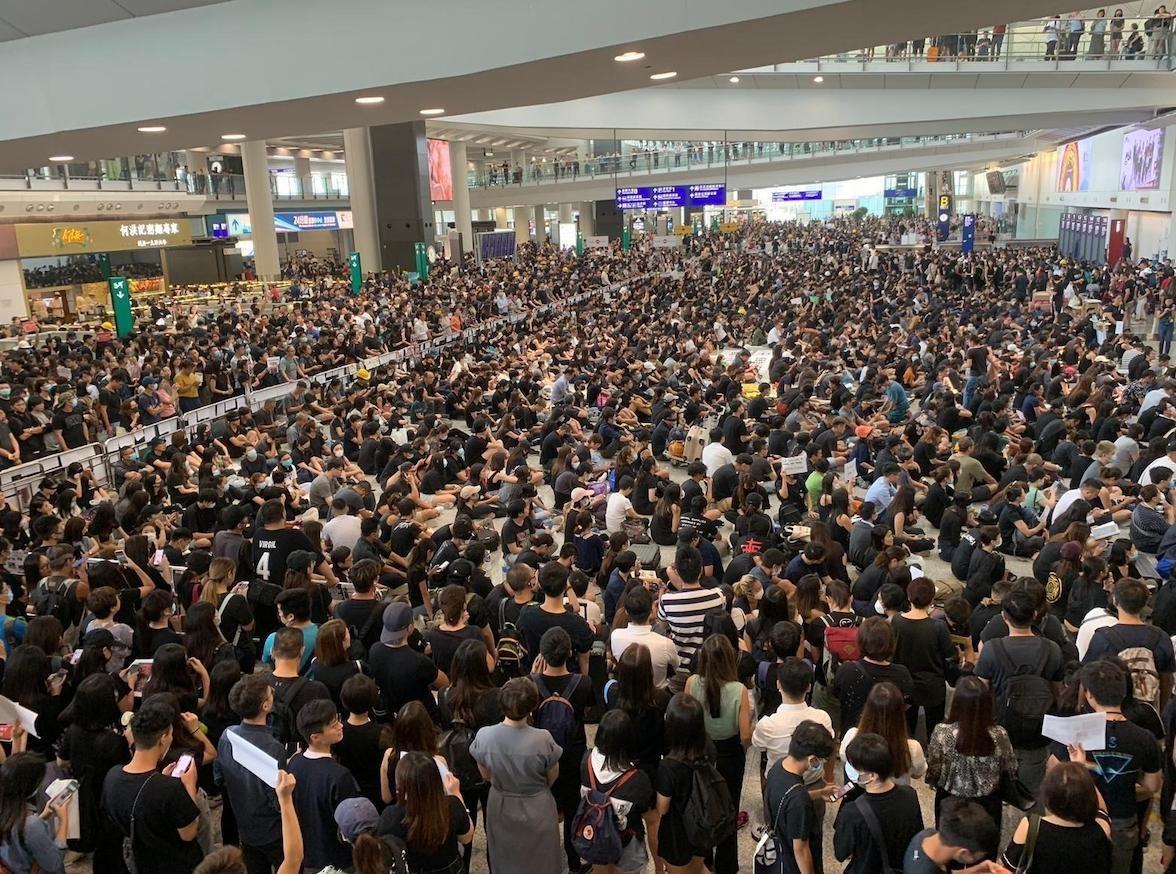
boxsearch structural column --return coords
[343,127,382,274]
[558,203,573,223]
[495,207,509,229]
[366,122,437,270]
[513,207,530,244]
[577,202,595,236]
[240,139,280,280]
[448,141,474,253]
[293,154,312,196]
[533,205,546,241]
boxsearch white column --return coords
[448,141,474,253]
[495,207,509,229]
[293,154,312,196]
[513,207,530,244]
[183,151,204,189]
[343,127,381,273]
[578,202,595,236]
[0,261,28,323]
[241,139,280,280]
[558,203,573,223]
[533,205,546,241]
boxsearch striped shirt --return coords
[657,587,727,664]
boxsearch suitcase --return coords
[631,543,662,572]
[684,425,706,464]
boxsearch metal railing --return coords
[785,16,1175,70]
[469,131,1029,189]
[0,171,349,201]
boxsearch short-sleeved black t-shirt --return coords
[251,527,313,585]
[832,660,915,737]
[101,770,202,874]
[425,625,483,675]
[379,795,470,872]
[1048,718,1161,819]
[368,642,440,720]
[763,763,820,874]
[516,606,594,671]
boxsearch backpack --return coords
[753,783,802,874]
[31,577,75,628]
[378,833,411,874]
[346,599,386,660]
[1103,626,1163,714]
[570,764,637,865]
[991,638,1055,747]
[530,673,582,750]
[495,599,528,679]
[438,691,489,794]
[679,758,737,850]
[268,677,309,753]
[820,614,861,684]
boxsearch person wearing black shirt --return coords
[368,602,447,721]
[832,617,915,736]
[762,720,836,874]
[722,399,750,455]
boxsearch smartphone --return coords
[0,724,14,742]
[51,780,78,805]
[831,781,855,801]
[152,549,164,566]
[171,754,195,778]
[49,669,68,687]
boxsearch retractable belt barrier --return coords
[0,270,658,510]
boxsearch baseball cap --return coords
[334,797,379,844]
[571,487,594,505]
[459,485,481,500]
[381,602,412,644]
[1060,542,1082,561]
[286,550,316,573]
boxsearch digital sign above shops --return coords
[215,211,354,237]
[15,220,193,257]
[615,184,726,210]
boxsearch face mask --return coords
[802,756,825,783]
[874,598,886,616]
[282,460,294,470]
[854,774,875,789]
[246,450,258,461]
[333,449,345,458]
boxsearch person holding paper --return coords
[217,674,289,873]
[1046,660,1160,874]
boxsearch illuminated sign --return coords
[772,190,822,202]
[50,227,91,248]
[16,220,193,257]
[615,184,727,210]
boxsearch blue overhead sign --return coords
[884,187,918,199]
[615,184,726,210]
[772,190,822,202]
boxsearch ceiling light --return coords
[813,75,824,83]
[729,76,740,83]
[221,133,246,140]
[649,71,677,80]
[49,155,73,162]
[614,51,645,62]
[354,96,384,105]
[138,125,166,133]
[419,108,445,116]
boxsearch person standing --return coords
[286,700,360,871]
[892,578,956,741]
[657,548,725,693]
[469,677,563,874]
[761,719,836,874]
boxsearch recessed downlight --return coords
[355,96,385,105]
[614,51,645,62]
[49,155,74,162]
[728,76,740,83]
[221,133,246,140]
[419,108,445,116]
[813,75,824,83]
[649,71,677,80]
[138,126,167,133]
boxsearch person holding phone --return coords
[0,751,70,874]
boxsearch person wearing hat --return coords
[332,797,395,872]
[367,602,448,722]
[50,391,88,450]
[136,378,162,426]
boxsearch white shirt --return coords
[1140,388,1170,416]
[566,596,603,631]
[702,442,734,477]
[752,701,834,773]
[322,514,362,552]
[1076,607,1117,660]
[840,727,926,785]
[1139,454,1176,487]
[610,625,680,687]
[605,492,633,533]
[1051,487,1084,523]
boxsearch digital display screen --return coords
[772,190,822,202]
[428,139,453,201]
[615,184,726,210]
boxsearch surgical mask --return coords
[0,388,10,399]
[282,460,294,470]
[246,450,258,461]
[854,774,875,789]
[874,598,886,616]
[333,448,345,458]
[802,757,826,784]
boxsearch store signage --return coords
[224,211,353,234]
[15,220,193,258]
[772,190,822,202]
[615,184,726,210]
[884,187,918,199]
[208,218,229,239]
[936,194,953,242]
[961,213,975,253]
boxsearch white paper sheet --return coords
[1090,521,1120,540]
[1041,712,1106,751]
[0,695,39,738]
[227,730,280,788]
[46,779,80,840]
[843,459,858,483]
[779,454,808,475]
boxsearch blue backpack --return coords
[571,765,637,865]
[530,673,582,750]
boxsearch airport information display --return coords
[615,184,726,210]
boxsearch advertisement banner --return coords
[223,212,352,235]
[1057,138,1093,192]
[584,235,610,249]
[15,220,192,257]
[772,190,822,202]
[427,139,452,201]
[1121,128,1165,190]
[961,214,975,253]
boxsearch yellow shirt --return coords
[174,371,200,399]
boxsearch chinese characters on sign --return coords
[615,184,727,210]
[119,222,180,237]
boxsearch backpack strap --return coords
[275,676,308,707]
[854,795,896,874]
[1017,814,1041,874]
[217,592,242,646]
[355,598,386,646]
[531,674,552,700]
[127,772,156,845]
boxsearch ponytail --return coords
[352,832,386,874]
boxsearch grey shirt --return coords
[307,474,338,513]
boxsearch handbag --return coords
[121,773,156,874]
[999,771,1036,811]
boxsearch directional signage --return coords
[615,184,726,210]
[108,276,134,338]
[772,190,822,202]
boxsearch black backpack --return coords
[992,638,1054,747]
[495,599,528,679]
[680,758,737,850]
[438,690,489,794]
[31,577,75,627]
[268,677,309,753]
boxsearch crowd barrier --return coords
[0,270,657,511]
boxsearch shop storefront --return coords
[14,219,194,321]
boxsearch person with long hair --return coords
[1001,762,1111,873]
[925,675,1017,837]
[0,753,70,874]
[199,558,253,668]
[310,618,362,708]
[3,645,67,754]
[379,701,446,806]
[651,481,682,546]
[839,681,926,785]
[604,641,670,780]
[425,585,488,676]
[684,635,749,874]
[183,602,234,672]
[468,677,562,874]
[135,589,183,657]
[581,709,660,874]
[141,642,209,713]
[56,672,130,867]
[377,751,472,874]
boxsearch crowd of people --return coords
[0,217,1173,874]
[22,260,162,291]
